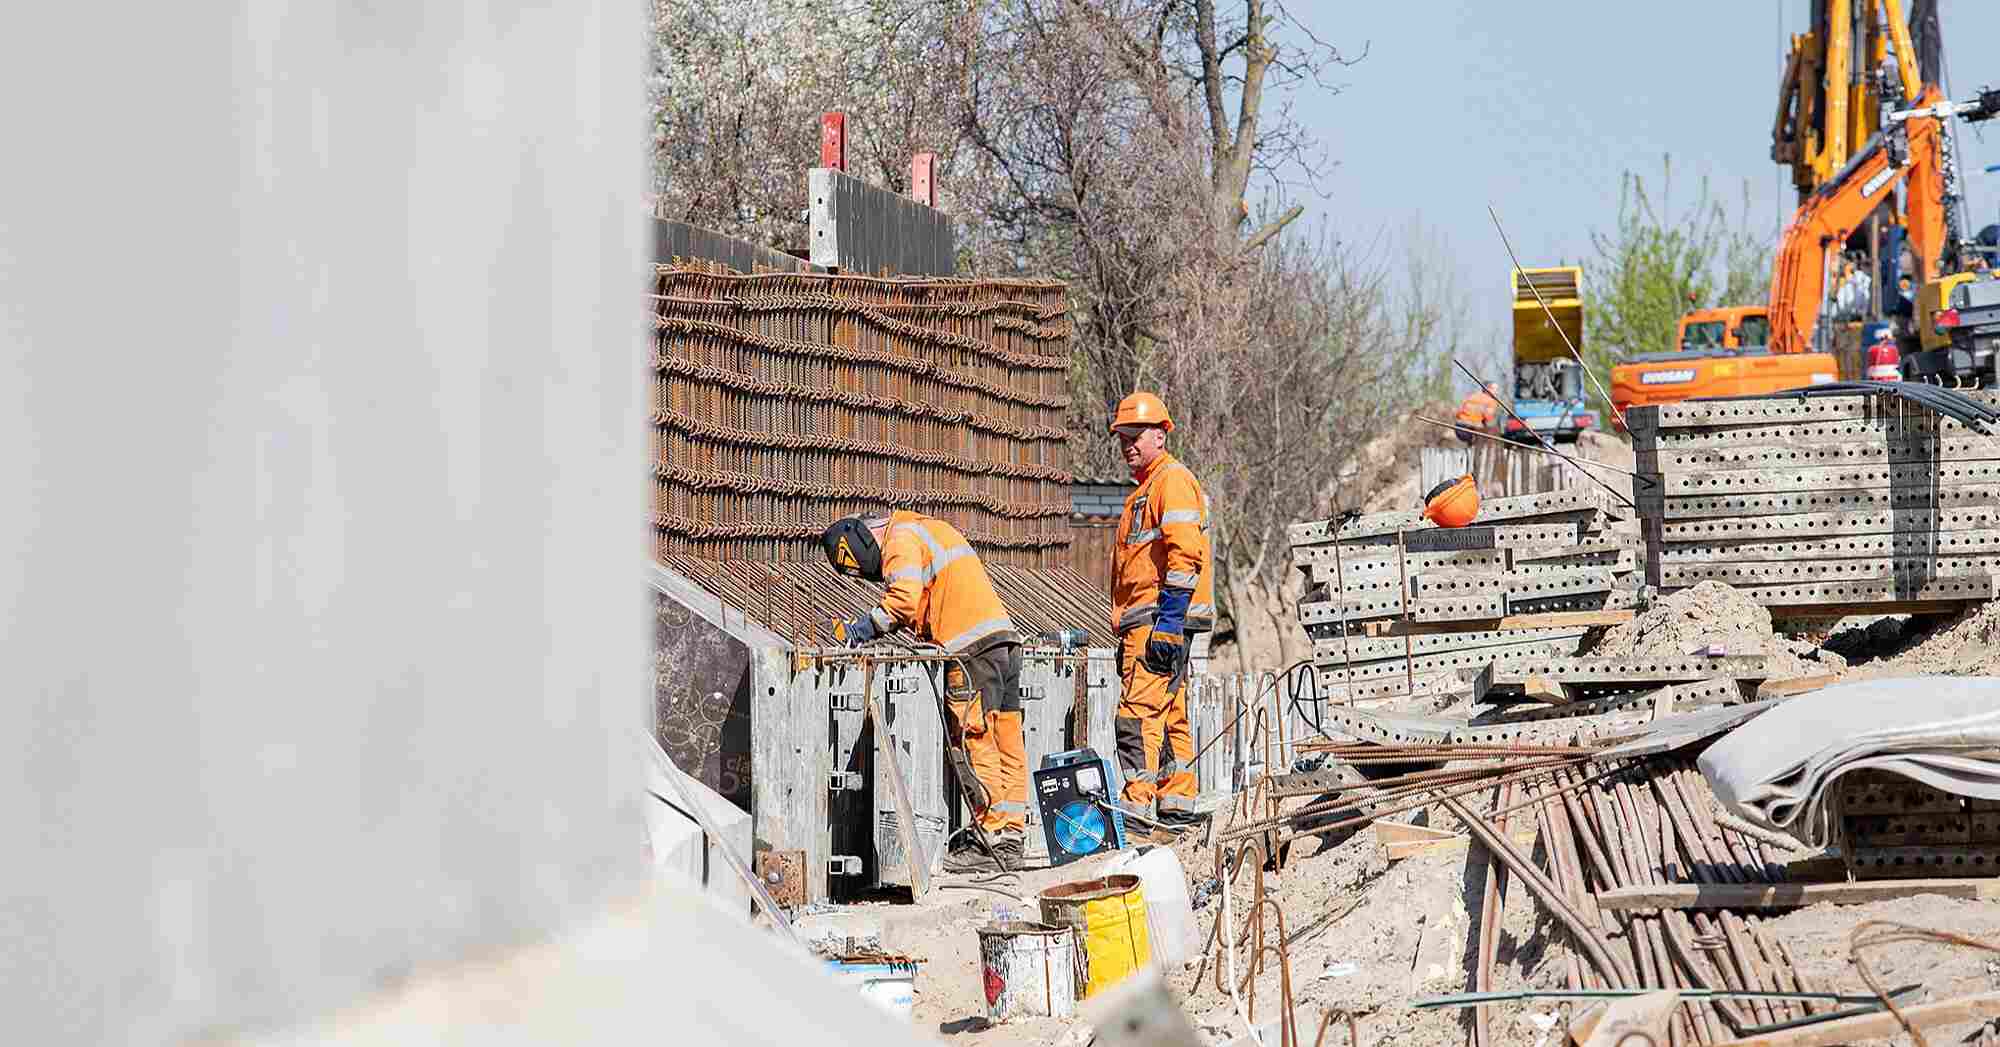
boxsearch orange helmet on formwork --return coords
[1109,391,1175,433]
[1423,475,1481,528]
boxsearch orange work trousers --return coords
[946,643,1027,833]
[1115,628,1196,807]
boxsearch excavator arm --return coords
[1769,87,1948,356]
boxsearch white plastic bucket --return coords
[978,921,1077,1021]
[1107,846,1198,967]
[826,956,918,1019]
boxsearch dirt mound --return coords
[1586,581,1837,678]
[1341,399,1459,515]
[1841,600,2000,678]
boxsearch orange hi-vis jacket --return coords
[1112,453,1214,636]
[867,511,1019,654]
[1455,389,1499,428]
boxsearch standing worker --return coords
[1454,381,1501,443]
[1107,392,1212,822]
[821,509,1026,870]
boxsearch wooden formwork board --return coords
[1656,555,2000,587]
[1636,483,2000,522]
[1645,505,2000,543]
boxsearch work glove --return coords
[837,613,878,648]
[1143,587,1192,675]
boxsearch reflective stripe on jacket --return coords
[1111,453,1215,635]
[866,511,1019,654]
[1456,391,1498,428]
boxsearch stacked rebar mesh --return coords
[1288,489,1645,702]
[651,261,1075,568]
[1631,390,2000,610]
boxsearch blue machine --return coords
[1033,748,1126,866]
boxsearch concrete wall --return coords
[0,4,645,1043]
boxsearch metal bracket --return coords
[829,691,863,712]
[884,675,918,695]
[828,771,864,792]
[1021,684,1045,701]
[828,855,864,877]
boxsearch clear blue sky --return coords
[1281,1,2000,382]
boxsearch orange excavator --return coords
[1611,0,1997,416]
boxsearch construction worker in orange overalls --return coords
[821,509,1027,870]
[1454,382,1502,443]
[1107,392,1212,822]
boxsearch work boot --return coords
[942,830,1023,873]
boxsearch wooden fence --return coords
[1420,442,1588,499]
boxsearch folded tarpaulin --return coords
[1696,676,2000,847]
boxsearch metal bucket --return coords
[1037,873,1151,998]
[978,921,1077,1022]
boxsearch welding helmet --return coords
[1422,475,1481,529]
[821,515,884,582]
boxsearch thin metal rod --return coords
[1487,205,1629,429]
[1451,357,1639,511]
[1415,414,1650,481]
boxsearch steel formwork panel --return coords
[1487,655,1771,683]
[1630,393,2000,431]
[1664,572,1996,606]
[1409,567,1614,601]
[1636,483,2000,521]
[1653,528,2000,563]
[1656,555,2000,587]
[1637,434,1988,472]
[1310,638,1583,684]
[1310,628,1586,662]
[1647,505,2000,542]
[1287,490,1608,543]
[1652,458,2000,497]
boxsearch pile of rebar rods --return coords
[1478,755,1837,1046]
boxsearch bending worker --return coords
[1454,381,1501,443]
[1108,392,1212,821]
[821,509,1026,870]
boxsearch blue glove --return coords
[1144,588,1191,674]
[838,613,878,647]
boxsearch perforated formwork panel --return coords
[1635,483,2000,522]
[1838,767,2000,879]
[1310,637,1585,684]
[1662,572,1996,607]
[1656,555,2000,587]
[1652,458,2000,498]
[1653,529,2000,564]
[1287,491,1605,544]
[1628,392,2000,433]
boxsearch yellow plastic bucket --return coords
[1037,873,1151,998]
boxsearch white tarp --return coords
[1697,676,2000,847]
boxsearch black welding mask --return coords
[821,516,884,582]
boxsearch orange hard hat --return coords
[1109,391,1175,433]
[1423,475,1481,528]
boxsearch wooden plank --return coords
[1521,674,1571,705]
[1756,599,1978,619]
[1710,990,2000,1046]
[1363,610,1636,637]
[1595,877,2000,912]
[864,663,933,898]
[1756,674,1841,700]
